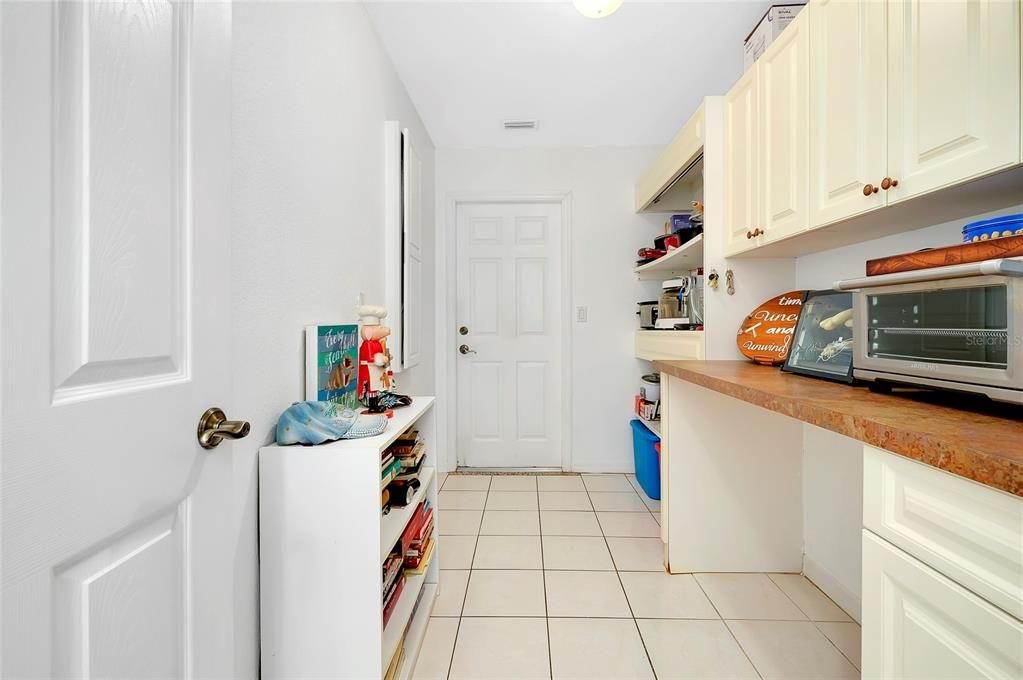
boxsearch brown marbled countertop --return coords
[653,360,1023,498]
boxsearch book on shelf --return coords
[382,574,406,628]
[384,638,404,680]
[404,538,434,575]
[382,551,404,597]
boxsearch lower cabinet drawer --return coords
[862,531,1023,680]
[863,445,1023,620]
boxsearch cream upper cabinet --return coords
[723,65,760,256]
[809,0,887,227]
[758,9,810,245]
[886,0,1021,204]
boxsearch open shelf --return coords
[394,583,437,680]
[636,417,661,437]
[633,234,703,279]
[381,573,428,673]
[380,466,436,563]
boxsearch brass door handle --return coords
[197,407,250,449]
[458,344,477,355]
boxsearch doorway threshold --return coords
[454,467,568,475]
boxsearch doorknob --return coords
[197,407,251,449]
[458,344,477,355]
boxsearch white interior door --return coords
[455,202,563,469]
[2,2,239,678]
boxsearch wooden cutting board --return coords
[736,291,807,365]
[866,234,1023,276]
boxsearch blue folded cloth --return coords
[276,401,388,445]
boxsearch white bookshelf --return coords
[260,396,439,680]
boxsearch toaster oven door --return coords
[854,275,1021,389]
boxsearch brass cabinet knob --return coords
[746,230,753,239]
[863,183,879,196]
[881,177,899,190]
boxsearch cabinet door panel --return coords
[887,0,1021,203]
[862,531,1023,680]
[723,66,760,256]
[810,0,886,227]
[759,10,810,244]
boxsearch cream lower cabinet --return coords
[723,66,761,257]
[886,0,1021,204]
[862,446,1023,679]
[862,532,1023,680]
[758,9,810,245]
[809,0,886,227]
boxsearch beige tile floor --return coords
[417,473,861,680]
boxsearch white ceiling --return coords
[364,1,771,148]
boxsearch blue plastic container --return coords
[962,213,1023,242]
[630,420,661,500]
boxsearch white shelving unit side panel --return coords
[259,442,383,680]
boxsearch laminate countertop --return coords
[653,360,1023,498]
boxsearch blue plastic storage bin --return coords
[630,419,661,500]
[962,213,1023,242]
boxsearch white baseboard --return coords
[803,555,862,624]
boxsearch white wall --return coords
[435,146,666,473]
[792,202,1023,622]
[230,4,436,674]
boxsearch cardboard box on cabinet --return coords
[743,2,806,71]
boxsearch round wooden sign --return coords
[736,291,808,365]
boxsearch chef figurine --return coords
[357,305,395,416]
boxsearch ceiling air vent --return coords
[503,120,538,130]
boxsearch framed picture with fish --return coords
[782,290,855,383]
[305,324,360,408]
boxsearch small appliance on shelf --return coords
[654,273,705,330]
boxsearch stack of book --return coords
[390,429,427,480]
[381,450,402,491]
[401,501,435,573]
[382,548,406,628]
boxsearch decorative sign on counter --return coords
[305,324,360,408]
[736,291,807,365]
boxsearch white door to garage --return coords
[455,202,564,468]
[2,3,242,678]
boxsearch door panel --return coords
[2,1,236,677]
[758,10,810,244]
[723,66,760,256]
[887,0,1021,203]
[809,0,887,227]
[456,203,563,468]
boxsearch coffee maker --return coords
[655,273,704,330]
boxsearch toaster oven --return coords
[834,258,1023,404]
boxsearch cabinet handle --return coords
[747,230,753,239]
[863,183,879,196]
[881,177,899,190]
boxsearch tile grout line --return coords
[691,576,765,680]
[444,475,491,680]
[764,574,861,670]
[585,478,660,680]
[538,481,554,680]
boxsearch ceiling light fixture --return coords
[573,0,623,19]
